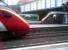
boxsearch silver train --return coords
[41,11,68,24]
[30,11,68,32]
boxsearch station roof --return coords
[4,0,35,5]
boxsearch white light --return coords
[53,14,56,18]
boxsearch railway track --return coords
[24,27,68,39]
[5,31,68,49]
[3,27,68,49]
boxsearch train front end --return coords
[0,7,30,37]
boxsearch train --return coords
[41,11,68,24]
[1,7,30,34]
[0,1,68,41]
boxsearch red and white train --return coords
[0,7,30,37]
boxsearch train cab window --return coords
[44,14,54,24]
[52,14,64,24]
[43,14,64,24]
[2,11,11,19]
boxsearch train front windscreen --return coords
[42,13,68,24]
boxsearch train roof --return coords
[47,11,68,14]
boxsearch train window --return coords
[2,11,11,19]
[43,14,64,24]
[52,14,64,24]
[53,14,68,24]
[44,14,54,24]
[64,14,68,24]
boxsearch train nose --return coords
[0,8,31,37]
[16,24,30,36]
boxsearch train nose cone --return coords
[0,8,30,36]
[16,24,30,36]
